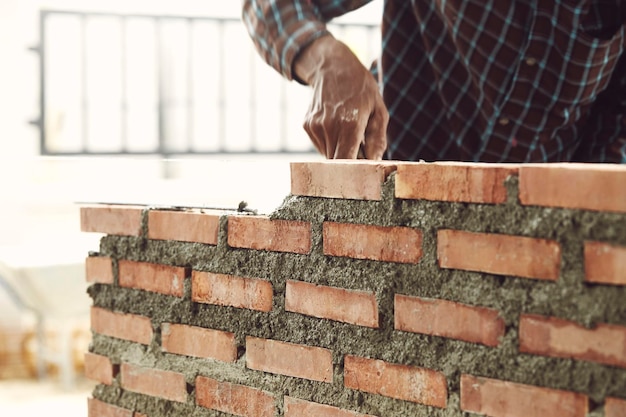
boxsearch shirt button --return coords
[498,117,510,126]
[525,57,537,66]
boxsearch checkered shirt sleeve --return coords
[242,0,375,80]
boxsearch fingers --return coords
[303,112,327,157]
[333,109,368,159]
[333,131,363,159]
[304,103,387,160]
[304,105,363,159]
[363,100,389,160]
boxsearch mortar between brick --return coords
[86,165,626,417]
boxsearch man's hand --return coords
[294,36,388,160]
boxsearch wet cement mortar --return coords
[89,174,626,417]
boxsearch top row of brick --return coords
[291,161,626,213]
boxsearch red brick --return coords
[191,271,273,312]
[246,337,333,383]
[460,374,588,417]
[437,229,561,280]
[584,241,626,286]
[88,398,133,417]
[284,396,376,417]
[323,222,422,264]
[90,307,153,345]
[84,352,116,385]
[118,260,187,297]
[519,314,626,369]
[519,164,626,213]
[228,215,311,254]
[285,280,378,328]
[161,323,237,362]
[86,256,114,284]
[394,295,505,347]
[120,363,187,403]
[290,161,397,201]
[81,205,143,236]
[395,162,518,204]
[195,376,275,417]
[606,397,626,417]
[147,210,220,245]
[343,355,447,408]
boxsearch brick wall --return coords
[81,161,626,417]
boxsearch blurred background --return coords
[0,0,381,415]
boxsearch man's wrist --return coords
[293,34,339,85]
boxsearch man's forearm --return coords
[293,35,344,85]
[242,0,330,80]
[243,0,375,80]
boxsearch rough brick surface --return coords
[191,271,273,312]
[519,314,626,369]
[195,376,275,417]
[519,164,626,213]
[228,215,311,254]
[437,229,561,280]
[290,161,397,201]
[460,375,588,417]
[118,260,187,297]
[284,396,376,417]
[396,162,518,204]
[246,337,333,383]
[285,280,379,328]
[343,355,447,408]
[86,256,114,284]
[81,162,626,417]
[90,307,153,345]
[147,210,221,244]
[394,295,505,347]
[323,222,422,264]
[84,352,116,385]
[584,241,626,285]
[161,323,237,362]
[81,205,143,236]
[120,363,187,403]
[88,398,133,417]
[605,397,626,417]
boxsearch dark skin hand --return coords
[293,35,389,160]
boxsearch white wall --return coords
[0,1,240,159]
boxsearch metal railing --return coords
[30,10,380,157]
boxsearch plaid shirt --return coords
[243,0,626,163]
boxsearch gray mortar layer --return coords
[88,173,626,417]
